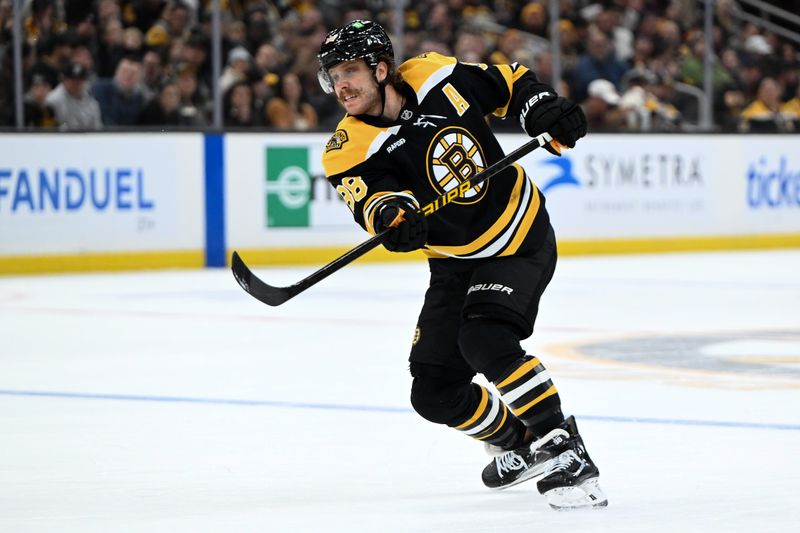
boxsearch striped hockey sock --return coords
[452,384,526,449]
[493,355,564,436]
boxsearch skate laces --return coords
[548,450,587,476]
[495,451,527,477]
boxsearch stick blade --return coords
[230,251,294,307]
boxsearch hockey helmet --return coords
[317,20,394,94]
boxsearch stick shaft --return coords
[232,133,553,306]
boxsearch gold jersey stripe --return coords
[496,356,542,389]
[512,385,558,417]
[455,386,489,430]
[499,179,541,256]
[426,165,525,256]
[493,64,530,118]
[362,191,396,235]
[362,190,417,235]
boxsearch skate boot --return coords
[481,425,572,490]
[536,416,608,510]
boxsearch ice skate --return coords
[536,416,608,510]
[481,426,571,490]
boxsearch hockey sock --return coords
[493,355,565,437]
[452,384,526,450]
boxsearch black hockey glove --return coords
[374,200,428,253]
[521,93,587,156]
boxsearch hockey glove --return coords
[521,93,587,156]
[374,200,428,253]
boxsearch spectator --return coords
[138,79,182,126]
[30,33,71,89]
[453,29,489,63]
[489,29,527,65]
[781,83,800,131]
[517,2,548,37]
[619,69,681,131]
[24,72,56,128]
[140,49,165,102]
[582,79,629,131]
[739,77,792,132]
[265,72,318,130]
[173,61,209,125]
[145,0,192,48]
[223,80,256,127]
[594,6,634,62]
[96,19,125,77]
[425,2,457,46]
[569,28,629,103]
[122,26,145,57]
[253,43,285,78]
[220,46,251,94]
[93,55,146,125]
[679,33,734,94]
[182,32,210,87]
[45,63,103,130]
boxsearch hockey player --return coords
[318,20,606,510]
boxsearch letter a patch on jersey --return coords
[443,83,470,116]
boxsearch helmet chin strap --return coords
[371,65,388,118]
[377,81,388,118]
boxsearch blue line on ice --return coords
[1,388,798,431]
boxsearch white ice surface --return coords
[1,250,799,532]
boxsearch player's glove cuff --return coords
[521,93,587,155]
[374,200,428,253]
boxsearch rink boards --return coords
[0,132,798,274]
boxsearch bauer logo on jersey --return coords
[425,127,487,205]
[325,129,349,152]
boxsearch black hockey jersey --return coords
[322,52,551,259]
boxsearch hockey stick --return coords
[232,132,557,306]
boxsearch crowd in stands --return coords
[0,0,798,132]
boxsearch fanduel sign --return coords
[0,167,154,213]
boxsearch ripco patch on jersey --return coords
[322,53,552,260]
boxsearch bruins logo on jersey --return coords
[325,129,349,152]
[425,127,487,205]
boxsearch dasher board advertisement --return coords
[0,134,204,255]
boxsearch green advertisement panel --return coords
[265,147,312,227]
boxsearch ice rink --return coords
[2,249,799,532]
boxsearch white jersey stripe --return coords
[501,369,552,405]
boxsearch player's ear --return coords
[375,61,389,83]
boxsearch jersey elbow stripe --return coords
[363,191,418,235]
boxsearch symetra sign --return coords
[0,167,154,213]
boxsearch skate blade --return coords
[544,478,608,510]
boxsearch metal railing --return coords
[737,0,800,45]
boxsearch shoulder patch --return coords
[326,129,349,152]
